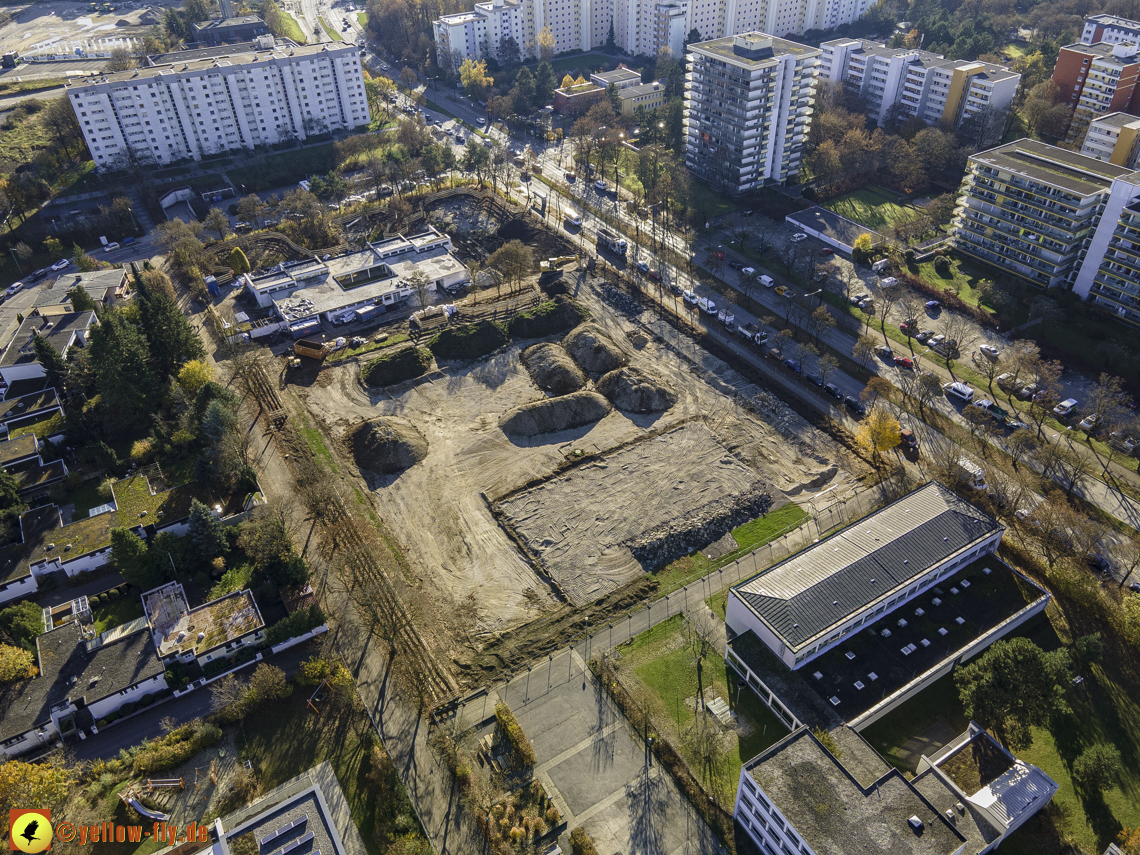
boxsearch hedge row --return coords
[362,347,434,387]
[897,271,997,329]
[133,722,223,773]
[494,701,536,768]
[265,604,325,646]
[569,828,599,855]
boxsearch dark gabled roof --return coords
[0,623,163,740]
[733,483,1002,650]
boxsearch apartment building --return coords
[820,39,1019,143]
[683,33,820,193]
[434,0,874,65]
[67,38,369,169]
[1072,169,1140,327]
[1081,13,1140,46]
[1080,111,1140,166]
[1052,41,1140,139]
[952,139,1132,289]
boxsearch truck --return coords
[294,336,347,359]
[596,228,627,257]
[899,427,917,450]
[540,255,577,272]
[954,457,987,491]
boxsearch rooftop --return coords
[619,81,667,98]
[0,311,97,369]
[0,433,39,466]
[689,31,820,67]
[33,269,126,309]
[0,621,162,738]
[732,483,1003,650]
[592,66,641,85]
[67,39,359,88]
[786,206,884,252]
[824,39,1019,80]
[1086,12,1140,30]
[144,582,264,658]
[970,138,1132,197]
[746,729,966,855]
[194,15,266,29]
[0,389,61,425]
[1062,40,1140,62]
[1089,111,1140,130]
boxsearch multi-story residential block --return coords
[952,139,1131,289]
[683,33,820,193]
[67,38,370,169]
[1081,13,1140,46]
[1052,41,1140,138]
[1080,111,1140,166]
[819,39,1019,144]
[1073,169,1140,326]
[434,0,876,65]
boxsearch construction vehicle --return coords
[540,255,577,272]
[596,228,627,257]
[294,336,346,359]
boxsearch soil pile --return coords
[597,367,677,413]
[562,324,627,376]
[350,417,429,474]
[499,391,611,438]
[522,343,587,396]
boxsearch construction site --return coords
[259,190,864,680]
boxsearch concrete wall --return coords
[88,672,169,721]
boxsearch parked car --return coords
[103,242,120,252]
[668,283,683,295]
[844,396,867,416]
[682,289,697,305]
[899,320,919,334]
[790,233,808,243]
[915,330,934,343]
[783,358,802,373]
[741,266,756,276]
[594,179,607,192]
[6,282,23,297]
[1079,413,1101,431]
[26,269,48,284]
[636,260,649,273]
[648,268,662,281]
[881,276,898,287]
[995,372,1017,391]
[824,382,843,399]
[849,294,869,306]
[1109,431,1135,453]
[978,344,1000,360]
[925,300,941,310]
[927,333,945,347]
[875,345,894,360]
[944,382,974,403]
[894,355,914,369]
[806,372,823,386]
[1053,398,1078,416]
[1017,383,1039,400]
[774,285,788,296]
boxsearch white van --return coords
[759,274,774,288]
[944,382,974,403]
[955,457,987,491]
[872,259,890,273]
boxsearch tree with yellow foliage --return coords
[0,757,72,839]
[1117,827,1140,855]
[0,642,36,683]
[177,359,214,396]
[561,72,576,89]
[459,58,493,100]
[854,406,901,469]
[537,26,555,62]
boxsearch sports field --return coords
[821,186,915,231]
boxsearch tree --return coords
[940,314,977,373]
[228,247,251,276]
[459,58,493,100]
[32,336,70,392]
[853,334,876,367]
[606,18,616,50]
[137,291,206,379]
[88,310,157,426]
[248,662,291,705]
[189,498,227,561]
[486,239,533,292]
[204,207,229,242]
[236,194,268,227]
[178,359,214,396]
[534,61,555,106]
[1072,743,1122,794]
[817,354,838,388]
[955,636,1071,750]
[0,643,36,683]
[537,27,555,63]
[855,406,902,467]
[399,66,419,90]
[0,757,72,839]
[0,601,43,652]
[406,269,432,310]
[1118,827,1140,855]
[107,46,135,72]
[67,285,98,314]
[210,672,250,715]
[111,527,160,588]
[852,233,874,263]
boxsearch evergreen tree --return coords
[188,498,227,560]
[32,336,69,393]
[202,399,238,442]
[228,247,251,275]
[67,286,98,314]
[137,291,205,379]
[87,310,157,425]
[0,471,27,526]
[606,19,616,50]
[607,83,622,114]
[534,61,555,107]
[110,527,160,589]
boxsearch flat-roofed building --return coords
[1080,111,1140,166]
[192,15,269,45]
[591,64,643,90]
[1052,41,1140,140]
[616,80,669,114]
[684,33,821,193]
[1072,169,1140,327]
[952,139,1132,289]
[1081,13,1140,46]
[67,39,370,169]
[144,581,265,668]
[726,482,1003,671]
[819,39,1020,145]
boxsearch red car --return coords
[894,355,914,369]
[714,247,726,260]
[821,248,834,255]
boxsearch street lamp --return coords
[7,247,22,276]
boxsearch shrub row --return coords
[569,827,599,855]
[265,604,325,646]
[897,272,997,329]
[494,701,537,768]
[132,722,223,773]
[362,347,434,388]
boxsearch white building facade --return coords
[684,33,820,193]
[68,38,370,169]
[1081,13,1140,46]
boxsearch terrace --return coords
[144,582,264,660]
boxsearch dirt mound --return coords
[562,324,627,376]
[597,367,677,413]
[350,417,429,474]
[522,343,587,396]
[499,391,611,438]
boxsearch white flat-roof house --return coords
[726,483,1004,671]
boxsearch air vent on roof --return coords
[907,816,924,831]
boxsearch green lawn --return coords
[689,177,740,220]
[90,596,144,635]
[318,16,344,40]
[905,254,1008,316]
[356,11,367,26]
[653,503,810,596]
[860,623,1140,855]
[627,615,789,804]
[281,11,307,43]
[821,186,915,232]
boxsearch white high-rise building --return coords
[683,33,820,192]
[434,0,874,65]
[67,38,370,169]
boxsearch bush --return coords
[120,702,136,716]
[362,347,433,387]
[138,693,154,707]
[933,256,951,273]
[130,438,155,465]
[570,827,599,855]
[1072,743,1122,793]
[494,701,536,767]
[506,296,588,340]
[428,320,509,361]
[132,721,223,773]
[89,594,103,606]
[264,604,325,646]
[904,249,915,263]
[103,712,120,723]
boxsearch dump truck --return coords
[540,255,577,272]
[596,228,627,257]
[294,336,346,359]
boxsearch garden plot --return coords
[494,422,766,604]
